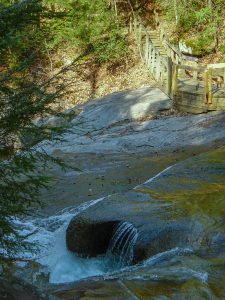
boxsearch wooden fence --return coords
[130,15,173,96]
[130,12,225,113]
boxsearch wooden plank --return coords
[138,23,143,46]
[156,53,161,81]
[207,63,225,69]
[167,48,172,59]
[176,64,206,72]
[154,9,160,26]
[159,55,169,66]
[159,28,164,42]
[137,15,143,24]
[148,43,152,66]
[167,57,173,96]
[151,48,156,74]
[154,46,161,57]
[129,17,133,33]
[192,61,198,79]
[145,35,149,63]
[134,16,137,33]
[204,70,209,104]
[176,103,208,114]
[131,9,225,115]
[172,64,178,97]
[208,68,213,104]
[182,54,199,63]
[167,44,181,58]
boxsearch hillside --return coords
[137,0,225,63]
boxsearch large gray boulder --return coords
[66,190,204,263]
[66,148,225,262]
[35,87,225,155]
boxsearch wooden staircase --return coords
[130,13,225,114]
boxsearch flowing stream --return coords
[107,221,138,267]
[13,149,225,298]
[16,164,176,284]
[16,197,108,283]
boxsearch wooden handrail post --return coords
[129,17,133,33]
[145,35,149,63]
[208,68,212,104]
[137,23,143,61]
[172,64,178,97]
[204,70,209,104]
[156,53,161,81]
[167,57,173,96]
[151,48,156,74]
[128,9,225,113]
[159,28,163,42]
[134,16,137,37]
[138,23,142,46]
[148,42,152,66]
[224,67,225,85]
[193,61,198,80]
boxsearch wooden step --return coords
[148,30,157,35]
[176,103,209,114]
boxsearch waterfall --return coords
[107,221,138,267]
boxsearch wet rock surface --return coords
[37,87,225,155]
[66,192,199,262]
[67,216,200,263]
[12,87,225,299]
[40,152,191,214]
[0,277,49,300]
[52,277,218,300]
[66,221,116,257]
[59,148,225,299]
[66,148,225,262]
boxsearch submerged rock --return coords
[17,86,225,298]
[66,221,116,257]
[0,277,49,300]
[65,188,200,262]
[66,148,225,263]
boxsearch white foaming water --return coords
[107,221,138,267]
[103,247,208,283]
[134,164,175,189]
[14,164,180,284]
[143,165,174,184]
[15,197,109,283]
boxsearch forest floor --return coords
[47,40,155,112]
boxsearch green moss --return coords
[184,27,215,55]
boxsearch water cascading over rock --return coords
[106,221,138,267]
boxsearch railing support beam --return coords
[172,64,178,98]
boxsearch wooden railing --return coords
[204,64,225,104]
[171,63,225,103]
[130,15,173,96]
[129,12,225,111]
[153,9,181,64]
[154,9,199,72]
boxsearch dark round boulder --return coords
[66,220,118,257]
[65,192,203,262]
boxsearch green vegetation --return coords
[40,1,130,62]
[156,0,225,55]
[0,1,64,262]
[0,0,223,266]
[0,0,130,264]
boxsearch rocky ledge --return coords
[36,87,225,155]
